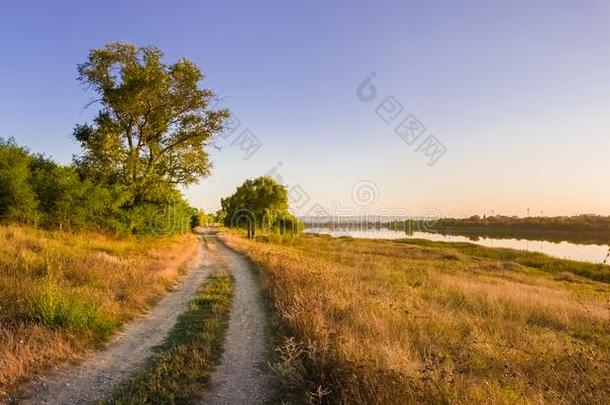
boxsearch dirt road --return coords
[198,235,272,404]
[18,238,211,404]
[17,231,272,404]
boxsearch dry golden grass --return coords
[0,224,198,397]
[221,232,610,404]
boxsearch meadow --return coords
[221,232,610,404]
[0,224,198,397]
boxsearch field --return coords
[0,224,198,397]
[221,232,610,404]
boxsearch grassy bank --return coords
[397,238,609,283]
[0,224,198,397]
[106,266,233,404]
[221,232,610,404]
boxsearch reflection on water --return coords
[304,227,610,265]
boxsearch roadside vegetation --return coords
[0,42,228,397]
[219,176,302,238]
[221,231,610,404]
[0,224,198,397]
[106,253,233,404]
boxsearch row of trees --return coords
[0,138,197,234]
[219,176,302,238]
[0,43,228,235]
[431,214,610,232]
[385,214,610,244]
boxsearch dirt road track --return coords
[18,238,211,404]
[17,231,272,404]
[198,235,272,404]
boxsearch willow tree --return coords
[221,176,302,238]
[74,42,229,204]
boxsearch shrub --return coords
[29,279,113,336]
[0,137,198,236]
[0,138,39,223]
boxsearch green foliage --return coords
[29,278,115,336]
[0,137,195,236]
[273,211,304,234]
[74,42,229,205]
[28,155,128,231]
[189,208,209,229]
[211,209,226,224]
[190,214,201,229]
[0,43,225,236]
[221,176,302,238]
[0,138,39,223]
[389,215,610,245]
[124,198,195,236]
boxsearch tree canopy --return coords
[0,43,224,236]
[221,177,302,238]
[74,42,229,204]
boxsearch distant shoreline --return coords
[409,226,609,246]
[302,215,610,246]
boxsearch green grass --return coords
[30,277,117,336]
[105,270,234,404]
[396,237,609,283]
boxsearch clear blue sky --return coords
[1,0,610,217]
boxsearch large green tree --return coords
[221,176,301,238]
[74,42,229,204]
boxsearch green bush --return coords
[30,279,115,336]
[0,137,198,236]
[0,138,39,223]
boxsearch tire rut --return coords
[198,235,272,405]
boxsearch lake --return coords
[304,227,610,265]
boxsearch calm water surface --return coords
[305,227,610,265]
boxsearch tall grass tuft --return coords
[29,278,114,336]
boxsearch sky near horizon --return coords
[1,0,609,217]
